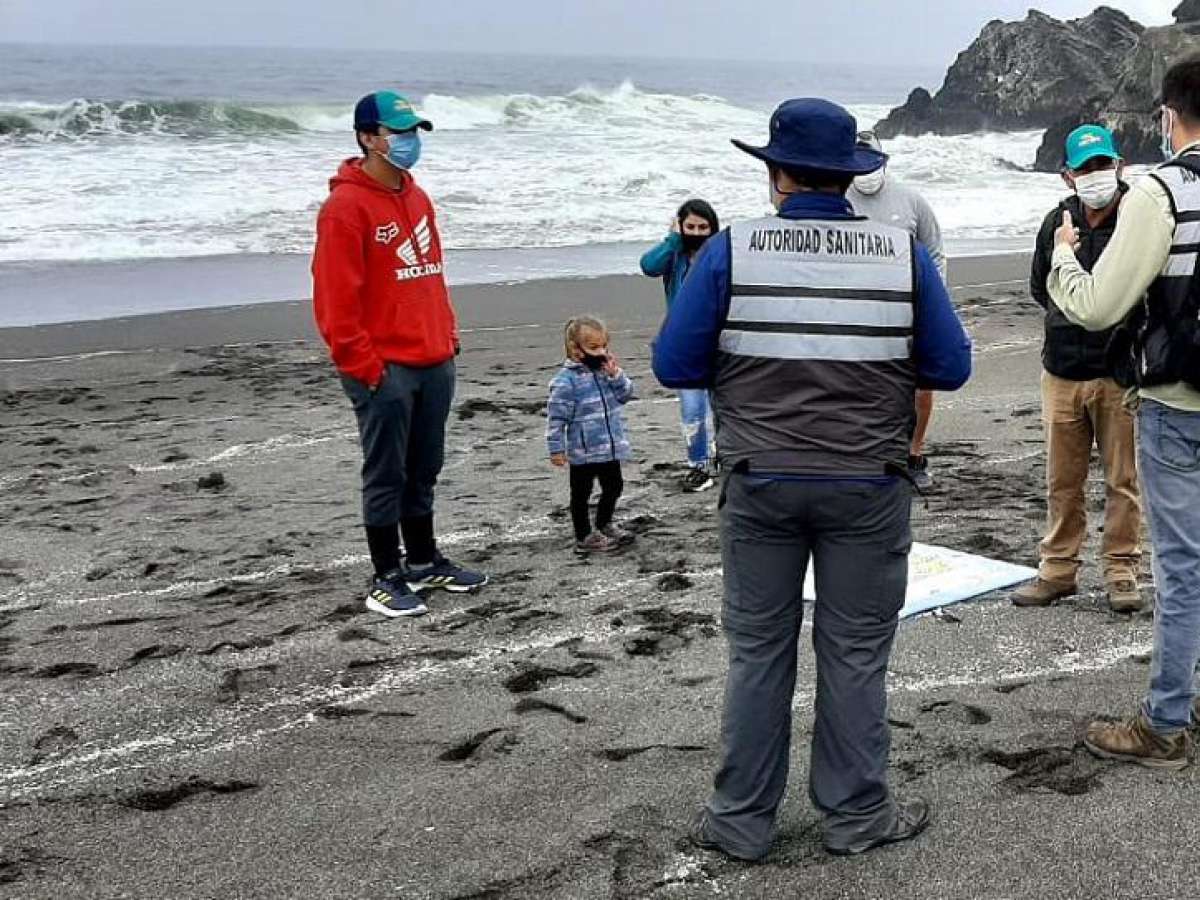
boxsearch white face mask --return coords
[854,168,886,196]
[1073,168,1120,210]
[1162,107,1176,161]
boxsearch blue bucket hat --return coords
[732,98,886,175]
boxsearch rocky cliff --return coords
[1034,21,1200,169]
[1176,0,1200,24]
[874,7,1143,138]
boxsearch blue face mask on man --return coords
[383,131,421,170]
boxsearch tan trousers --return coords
[1039,372,1141,584]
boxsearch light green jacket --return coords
[1048,151,1200,412]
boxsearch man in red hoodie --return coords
[313,90,487,618]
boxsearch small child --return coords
[546,316,636,554]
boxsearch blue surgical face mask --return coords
[383,131,421,169]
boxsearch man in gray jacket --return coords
[849,131,946,490]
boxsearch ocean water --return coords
[0,44,1067,324]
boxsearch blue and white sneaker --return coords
[365,570,428,618]
[406,554,489,593]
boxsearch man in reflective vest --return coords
[653,98,972,860]
[1048,55,1200,770]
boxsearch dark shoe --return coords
[682,466,715,493]
[365,570,428,618]
[907,454,933,491]
[687,811,765,862]
[600,523,635,545]
[575,531,619,555]
[1084,711,1189,771]
[1106,578,1145,613]
[1010,577,1076,608]
[824,797,931,857]
[406,554,488,593]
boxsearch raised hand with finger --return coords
[1054,209,1081,253]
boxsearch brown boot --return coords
[1106,578,1145,613]
[1010,577,1076,608]
[1084,711,1190,770]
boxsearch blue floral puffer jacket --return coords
[545,360,635,465]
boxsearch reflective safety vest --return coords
[1108,152,1200,391]
[715,214,918,476]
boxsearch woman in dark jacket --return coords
[640,198,720,492]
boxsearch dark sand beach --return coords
[0,255,1185,899]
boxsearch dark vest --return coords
[1108,153,1200,390]
[1041,192,1121,381]
[715,214,918,476]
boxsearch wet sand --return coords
[0,257,1186,900]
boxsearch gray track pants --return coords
[704,472,911,857]
[340,359,455,528]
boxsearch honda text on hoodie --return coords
[312,158,460,386]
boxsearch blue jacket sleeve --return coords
[608,370,635,404]
[545,374,575,456]
[651,230,731,389]
[912,242,972,390]
[639,233,682,278]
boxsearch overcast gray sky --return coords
[0,1,1180,66]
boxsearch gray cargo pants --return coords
[340,359,455,528]
[703,472,911,858]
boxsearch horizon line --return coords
[0,38,950,72]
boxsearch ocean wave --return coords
[416,80,760,131]
[0,89,1067,268]
[0,99,304,140]
[0,82,757,141]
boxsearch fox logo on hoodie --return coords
[375,222,400,244]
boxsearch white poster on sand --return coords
[803,542,1035,619]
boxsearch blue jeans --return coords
[1139,400,1200,733]
[679,389,711,468]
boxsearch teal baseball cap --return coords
[1064,124,1119,170]
[353,90,432,132]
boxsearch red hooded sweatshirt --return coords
[312,158,459,385]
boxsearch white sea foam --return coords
[0,83,1066,284]
[129,431,357,473]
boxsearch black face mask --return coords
[680,232,709,253]
[581,351,607,371]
